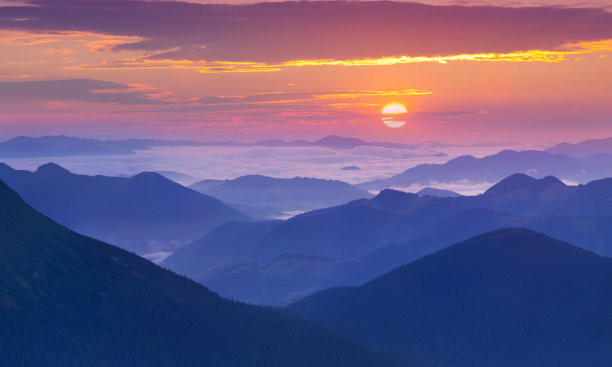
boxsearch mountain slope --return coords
[0,178,404,367]
[0,162,248,257]
[161,220,281,280]
[288,229,612,367]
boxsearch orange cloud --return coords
[44,48,74,54]
[65,39,612,74]
[0,34,58,46]
[281,39,612,67]
[0,73,34,79]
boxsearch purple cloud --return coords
[1,0,611,62]
[0,79,170,105]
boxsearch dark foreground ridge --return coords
[288,228,612,367]
[0,178,404,367]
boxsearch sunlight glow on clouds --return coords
[0,0,611,142]
[65,39,612,73]
[281,40,612,67]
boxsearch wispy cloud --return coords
[0,72,33,78]
[192,89,431,106]
[0,79,171,106]
[64,38,612,73]
[0,79,430,122]
[2,0,611,68]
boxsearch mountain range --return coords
[0,134,445,158]
[0,162,248,259]
[546,136,612,158]
[189,174,372,219]
[356,149,612,191]
[163,173,612,305]
[286,228,612,367]
[5,134,612,365]
[0,177,403,367]
[0,135,139,157]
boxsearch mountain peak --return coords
[35,162,71,175]
[485,173,565,196]
[233,174,275,183]
[0,162,13,172]
[314,135,367,148]
[416,187,461,198]
[373,189,419,207]
[289,227,612,367]
[129,171,177,188]
[130,171,167,180]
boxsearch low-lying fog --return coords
[0,143,537,195]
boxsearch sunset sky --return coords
[1,0,611,143]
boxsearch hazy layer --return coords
[0,143,534,193]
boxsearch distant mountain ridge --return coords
[357,149,601,191]
[286,228,612,367]
[547,136,612,157]
[0,135,238,158]
[190,174,372,219]
[0,134,445,158]
[0,135,138,157]
[0,162,248,258]
[0,177,404,367]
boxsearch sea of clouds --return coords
[0,143,536,194]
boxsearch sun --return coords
[381,104,407,128]
[382,104,407,114]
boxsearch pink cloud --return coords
[2,1,611,63]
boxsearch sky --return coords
[0,0,611,144]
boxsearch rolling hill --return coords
[287,229,612,367]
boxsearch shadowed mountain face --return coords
[190,174,372,219]
[0,163,249,258]
[0,178,405,367]
[357,149,611,191]
[164,173,612,305]
[161,220,282,281]
[287,229,612,367]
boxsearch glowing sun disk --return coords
[382,104,407,114]
[381,104,407,128]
